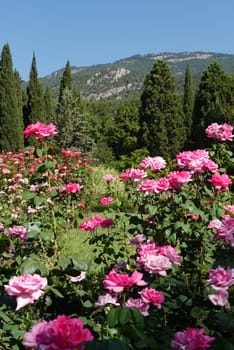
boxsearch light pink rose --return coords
[142,252,172,276]
[168,171,193,188]
[5,273,47,310]
[208,289,229,307]
[66,271,86,282]
[6,225,27,240]
[207,219,222,229]
[95,293,120,307]
[206,266,234,290]
[125,298,149,316]
[23,321,47,348]
[103,174,115,182]
[119,168,147,182]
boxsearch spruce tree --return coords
[183,65,194,146]
[192,61,231,148]
[0,44,24,151]
[138,59,186,158]
[24,53,45,126]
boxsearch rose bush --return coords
[0,121,233,349]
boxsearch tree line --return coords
[0,43,233,167]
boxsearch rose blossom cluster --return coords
[23,315,93,350]
[24,122,58,140]
[213,216,234,248]
[79,215,114,231]
[205,265,234,308]
[4,273,47,310]
[171,327,215,349]
[103,173,115,182]
[136,241,181,276]
[140,156,167,172]
[6,225,27,240]
[99,269,164,316]
[176,149,218,174]
[205,122,234,141]
[99,196,113,205]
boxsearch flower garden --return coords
[0,121,233,349]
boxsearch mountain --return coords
[39,51,234,101]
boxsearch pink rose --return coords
[119,168,147,182]
[139,287,165,308]
[140,156,166,171]
[99,197,113,205]
[141,253,172,276]
[208,173,232,191]
[208,289,229,307]
[66,271,86,282]
[62,183,83,193]
[95,293,120,307]
[206,266,234,290]
[100,218,114,228]
[24,122,57,140]
[4,273,47,310]
[205,122,234,141]
[6,225,27,240]
[103,269,147,293]
[79,215,103,231]
[125,298,149,316]
[168,171,193,189]
[23,315,93,350]
[103,174,115,182]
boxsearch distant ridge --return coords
[39,51,234,101]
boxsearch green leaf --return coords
[72,258,90,271]
[33,195,45,206]
[48,286,64,298]
[106,308,121,327]
[21,191,35,200]
[82,300,93,308]
[118,307,132,325]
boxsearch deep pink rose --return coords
[100,218,114,228]
[4,273,47,310]
[119,168,147,181]
[139,287,164,308]
[208,173,232,191]
[99,197,113,205]
[171,328,215,349]
[23,315,93,350]
[62,183,83,193]
[103,269,147,293]
[79,215,103,231]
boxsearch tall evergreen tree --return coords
[183,65,194,146]
[58,61,72,106]
[192,61,231,148]
[44,86,53,122]
[0,44,24,151]
[138,59,186,158]
[24,53,45,126]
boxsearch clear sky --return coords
[1,0,234,80]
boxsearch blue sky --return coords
[1,0,234,80]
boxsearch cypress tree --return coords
[24,53,45,126]
[58,61,72,106]
[0,44,24,151]
[192,61,231,148]
[138,59,186,158]
[44,86,53,122]
[183,65,194,145]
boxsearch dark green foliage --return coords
[138,59,186,158]
[183,65,194,146]
[24,53,45,126]
[58,61,72,106]
[108,98,140,159]
[44,86,53,122]
[0,44,24,151]
[192,61,232,148]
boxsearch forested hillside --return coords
[0,44,234,168]
[39,51,234,100]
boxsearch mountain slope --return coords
[39,51,234,101]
